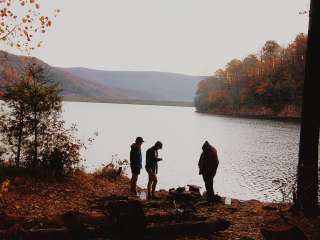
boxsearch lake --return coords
[63,101,304,202]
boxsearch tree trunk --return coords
[15,104,24,167]
[296,0,320,216]
[33,110,38,167]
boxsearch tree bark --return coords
[33,113,38,167]
[15,104,24,167]
[296,0,320,216]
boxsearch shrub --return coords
[95,155,128,180]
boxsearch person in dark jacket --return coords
[130,136,144,195]
[145,141,163,199]
[198,141,219,202]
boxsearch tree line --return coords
[195,33,307,117]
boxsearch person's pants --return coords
[202,174,214,202]
[146,169,158,196]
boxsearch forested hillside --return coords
[65,68,204,102]
[0,51,204,103]
[0,51,137,100]
[195,33,307,118]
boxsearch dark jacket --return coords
[145,146,161,173]
[198,141,219,176]
[130,143,142,169]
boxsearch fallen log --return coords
[146,217,230,236]
[0,217,230,239]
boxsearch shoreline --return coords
[62,96,195,107]
[195,110,301,123]
[62,97,301,122]
[1,172,319,239]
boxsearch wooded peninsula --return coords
[195,33,306,119]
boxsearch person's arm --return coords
[212,149,219,176]
[138,149,142,169]
[198,153,204,174]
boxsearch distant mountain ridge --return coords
[0,51,205,103]
[65,67,205,102]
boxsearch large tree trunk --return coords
[296,0,320,216]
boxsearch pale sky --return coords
[3,0,310,76]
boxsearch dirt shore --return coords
[0,172,319,239]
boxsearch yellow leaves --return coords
[15,204,21,209]
[0,179,10,198]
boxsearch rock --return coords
[187,185,201,193]
[0,224,24,240]
[176,187,186,193]
[260,225,308,240]
[62,211,89,240]
[106,199,147,238]
[168,189,202,202]
[0,213,25,229]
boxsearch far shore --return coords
[62,96,301,122]
[195,110,301,123]
[62,96,195,107]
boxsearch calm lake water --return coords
[63,101,304,202]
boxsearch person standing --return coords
[130,136,144,195]
[198,141,219,202]
[145,141,163,199]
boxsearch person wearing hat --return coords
[145,141,163,199]
[130,136,144,195]
[198,141,219,202]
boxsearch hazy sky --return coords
[3,0,310,76]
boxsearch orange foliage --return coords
[196,33,307,113]
[0,0,59,52]
[0,171,131,219]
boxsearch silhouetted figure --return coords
[130,137,144,195]
[145,141,163,199]
[198,141,219,202]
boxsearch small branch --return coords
[0,24,21,41]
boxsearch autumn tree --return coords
[0,76,29,166]
[21,63,62,168]
[0,63,85,176]
[195,33,307,117]
[0,0,59,51]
